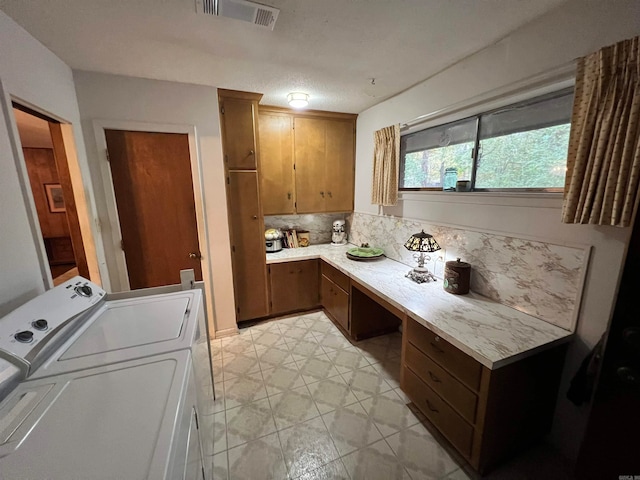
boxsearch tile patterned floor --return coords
[202,311,574,480]
[202,311,469,480]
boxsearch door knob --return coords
[188,252,202,259]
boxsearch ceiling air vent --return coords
[196,0,280,30]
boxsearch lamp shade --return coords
[287,92,309,108]
[404,230,441,253]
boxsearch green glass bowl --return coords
[346,247,384,258]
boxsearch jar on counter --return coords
[443,258,471,294]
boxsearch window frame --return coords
[398,87,574,193]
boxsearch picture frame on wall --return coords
[44,183,66,213]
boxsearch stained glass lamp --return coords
[404,230,441,283]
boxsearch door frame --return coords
[92,119,213,297]
[0,81,102,290]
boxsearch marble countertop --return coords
[267,244,573,369]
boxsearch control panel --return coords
[0,277,106,365]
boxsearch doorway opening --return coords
[12,104,91,286]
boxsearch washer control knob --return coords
[32,319,48,331]
[74,285,93,297]
[15,331,34,343]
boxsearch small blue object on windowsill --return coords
[443,168,457,191]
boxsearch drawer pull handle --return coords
[426,400,439,413]
[428,371,441,383]
[430,342,444,354]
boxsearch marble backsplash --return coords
[347,212,589,332]
[264,213,347,245]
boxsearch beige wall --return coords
[73,71,237,336]
[354,0,640,461]
[0,11,103,315]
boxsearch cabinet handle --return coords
[252,215,257,220]
[287,192,291,200]
[426,400,439,413]
[328,191,332,198]
[249,150,255,155]
[320,191,325,198]
[428,371,441,383]
[430,342,444,354]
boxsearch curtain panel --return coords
[371,124,400,206]
[562,36,640,227]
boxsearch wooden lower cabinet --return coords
[404,367,474,456]
[269,260,319,315]
[227,171,269,321]
[321,274,350,332]
[401,317,567,474]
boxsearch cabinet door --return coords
[259,113,295,214]
[221,98,257,170]
[321,275,350,332]
[325,119,355,212]
[228,171,269,320]
[294,117,327,213]
[269,260,319,314]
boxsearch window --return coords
[399,88,574,191]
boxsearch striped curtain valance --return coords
[371,124,401,206]
[562,36,640,227]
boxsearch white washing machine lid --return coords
[0,350,191,480]
[29,290,201,380]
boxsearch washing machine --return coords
[0,276,216,479]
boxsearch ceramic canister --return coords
[443,258,471,294]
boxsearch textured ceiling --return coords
[0,0,568,113]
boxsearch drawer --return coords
[407,318,482,391]
[321,275,350,332]
[404,367,474,458]
[321,261,350,292]
[405,342,477,424]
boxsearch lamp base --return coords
[405,269,437,284]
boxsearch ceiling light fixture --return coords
[287,92,309,109]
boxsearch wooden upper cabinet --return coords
[258,112,295,215]
[325,119,355,212]
[293,115,355,213]
[219,94,259,170]
[256,107,356,215]
[295,117,328,213]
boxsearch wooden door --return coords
[227,171,269,320]
[325,119,355,212]
[294,117,326,213]
[259,112,295,214]
[220,98,257,170]
[104,130,202,289]
[269,260,319,315]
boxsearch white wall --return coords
[0,12,102,315]
[73,71,236,335]
[354,0,640,461]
